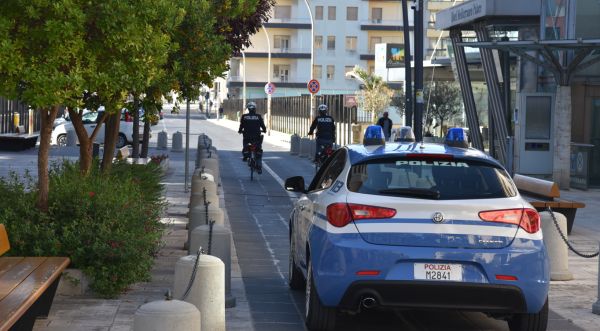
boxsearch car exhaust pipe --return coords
[361,297,377,309]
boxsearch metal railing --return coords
[223,94,372,147]
[0,96,40,134]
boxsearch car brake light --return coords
[496,275,518,281]
[356,270,380,276]
[478,208,540,234]
[326,203,396,227]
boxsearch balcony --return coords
[233,48,311,59]
[360,20,413,31]
[264,17,311,29]
[226,76,307,89]
[428,0,463,12]
[359,49,375,61]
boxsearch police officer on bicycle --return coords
[238,102,266,168]
[308,104,335,160]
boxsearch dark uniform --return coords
[238,112,266,158]
[308,115,336,159]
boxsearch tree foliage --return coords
[424,81,463,136]
[350,66,394,122]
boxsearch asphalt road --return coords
[155,113,583,331]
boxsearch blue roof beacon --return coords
[363,125,386,146]
[445,127,469,148]
[396,126,416,143]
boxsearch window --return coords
[82,112,99,124]
[314,35,323,49]
[313,65,322,79]
[371,8,383,23]
[273,65,290,82]
[274,5,291,19]
[369,36,382,53]
[315,6,323,20]
[327,65,335,80]
[328,6,336,20]
[346,7,358,21]
[327,36,335,50]
[274,35,291,50]
[345,36,357,52]
[309,150,347,191]
[344,66,354,79]
[347,158,517,200]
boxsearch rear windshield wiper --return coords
[378,188,441,200]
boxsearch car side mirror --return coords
[285,176,305,193]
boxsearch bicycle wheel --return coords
[249,158,254,181]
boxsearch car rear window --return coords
[347,157,517,200]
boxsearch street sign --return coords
[307,79,320,94]
[264,82,276,95]
[343,95,358,108]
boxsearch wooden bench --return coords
[513,174,586,234]
[0,133,39,151]
[0,224,70,331]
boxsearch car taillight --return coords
[478,208,540,234]
[326,203,396,228]
[249,144,256,151]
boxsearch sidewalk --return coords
[210,118,600,331]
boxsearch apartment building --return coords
[224,0,415,100]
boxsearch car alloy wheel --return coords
[57,134,67,147]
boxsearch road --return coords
[161,114,581,331]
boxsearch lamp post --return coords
[263,27,272,135]
[303,0,315,119]
[241,50,246,113]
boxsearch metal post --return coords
[263,27,272,135]
[241,50,247,112]
[185,99,190,192]
[593,249,600,315]
[402,0,413,127]
[413,0,424,141]
[303,0,315,119]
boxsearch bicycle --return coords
[315,142,334,171]
[246,136,263,181]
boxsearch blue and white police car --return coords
[285,126,549,331]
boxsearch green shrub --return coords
[0,160,166,298]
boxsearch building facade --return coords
[224,0,416,100]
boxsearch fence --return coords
[222,94,373,146]
[0,96,40,134]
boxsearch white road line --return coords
[251,214,287,283]
[262,161,299,200]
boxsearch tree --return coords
[0,1,87,211]
[349,66,394,122]
[424,81,462,137]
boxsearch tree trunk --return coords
[37,106,59,212]
[140,119,150,158]
[101,112,120,173]
[69,108,106,175]
[132,96,140,158]
[439,118,445,137]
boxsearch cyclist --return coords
[308,104,335,161]
[238,102,266,171]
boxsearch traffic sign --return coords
[264,82,276,95]
[307,79,320,94]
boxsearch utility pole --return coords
[413,0,424,141]
[402,0,413,127]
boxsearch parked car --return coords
[51,110,148,148]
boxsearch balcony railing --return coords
[267,17,312,24]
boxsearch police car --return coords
[285,126,549,331]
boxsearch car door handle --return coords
[90,125,96,128]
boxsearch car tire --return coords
[288,234,305,291]
[116,133,127,148]
[57,134,67,147]
[305,260,337,331]
[508,298,548,331]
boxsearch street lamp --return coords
[302,0,315,119]
[263,26,272,135]
[241,50,246,113]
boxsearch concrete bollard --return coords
[309,139,316,161]
[540,211,574,281]
[189,204,224,230]
[66,129,77,146]
[174,255,225,331]
[134,299,201,331]
[198,159,220,182]
[189,189,219,209]
[157,131,168,150]
[593,249,600,314]
[290,134,300,155]
[191,172,218,196]
[172,131,183,152]
[299,138,309,158]
[189,225,236,308]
